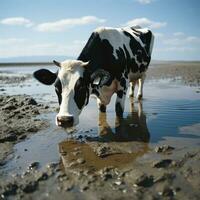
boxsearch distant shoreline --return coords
[0,62,53,66]
[0,60,200,67]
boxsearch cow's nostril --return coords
[57,116,74,127]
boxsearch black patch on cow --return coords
[78,28,152,89]
[117,90,124,99]
[54,78,62,105]
[115,102,123,117]
[91,89,100,97]
[120,78,126,90]
[99,104,106,112]
[74,77,89,110]
[33,69,57,85]
[123,30,150,73]
[78,32,116,84]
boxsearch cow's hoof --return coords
[137,94,143,100]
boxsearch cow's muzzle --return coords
[56,115,74,127]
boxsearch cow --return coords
[33,26,154,128]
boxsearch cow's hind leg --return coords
[97,98,106,113]
[137,74,146,100]
[129,81,137,97]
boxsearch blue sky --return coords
[0,0,200,61]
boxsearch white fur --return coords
[56,60,85,126]
[95,27,151,67]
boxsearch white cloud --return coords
[0,37,86,58]
[0,17,33,27]
[173,32,185,37]
[0,38,28,45]
[124,18,167,29]
[136,0,154,4]
[163,35,200,46]
[36,16,106,32]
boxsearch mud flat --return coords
[0,62,200,200]
[147,61,200,86]
[0,95,50,165]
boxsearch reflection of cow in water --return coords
[59,99,150,171]
[88,98,150,143]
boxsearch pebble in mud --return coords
[134,174,154,188]
[27,162,40,170]
[158,185,175,197]
[155,145,175,153]
[36,172,48,182]
[21,181,38,193]
[152,159,173,168]
[1,182,18,196]
[99,167,114,181]
[77,158,85,164]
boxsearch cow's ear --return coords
[33,69,57,85]
[91,69,111,86]
[53,60,61,67]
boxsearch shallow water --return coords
[0,66,200,175]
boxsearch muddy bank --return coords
[0,95,49,165]
[1,139,199,200]
[147,61,200,86]
[0,71,31,84]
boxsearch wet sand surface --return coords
[0,61,200,200]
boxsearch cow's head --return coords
[34,60,90,128]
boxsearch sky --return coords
[0,0,200,61]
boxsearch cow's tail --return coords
[148,31,154,56]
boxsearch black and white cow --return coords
[34,26,154,127]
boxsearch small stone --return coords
[80,184,89,191]
[77,158,85,164]
[46,162,58,169]
[155,145,175,153]
[25,97,37,105]
[19,135,26,140]
[159,186,174,197]
[21,181,38,193]
[28,162,40,170]
[114,180,123,186]
[0,133,17,142]
[37,172,48,181]
[134,174,154,187]
[2,183,18,196]
[64,184,73,191]
[152,159,172,168]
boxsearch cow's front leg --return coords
[137,75,146,100]
[115,88,127,117]
[97,98,106,113]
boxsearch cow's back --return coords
[78,27,154,80]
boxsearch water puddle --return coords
[0,66,200,175]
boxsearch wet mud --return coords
[0,62,200,200]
